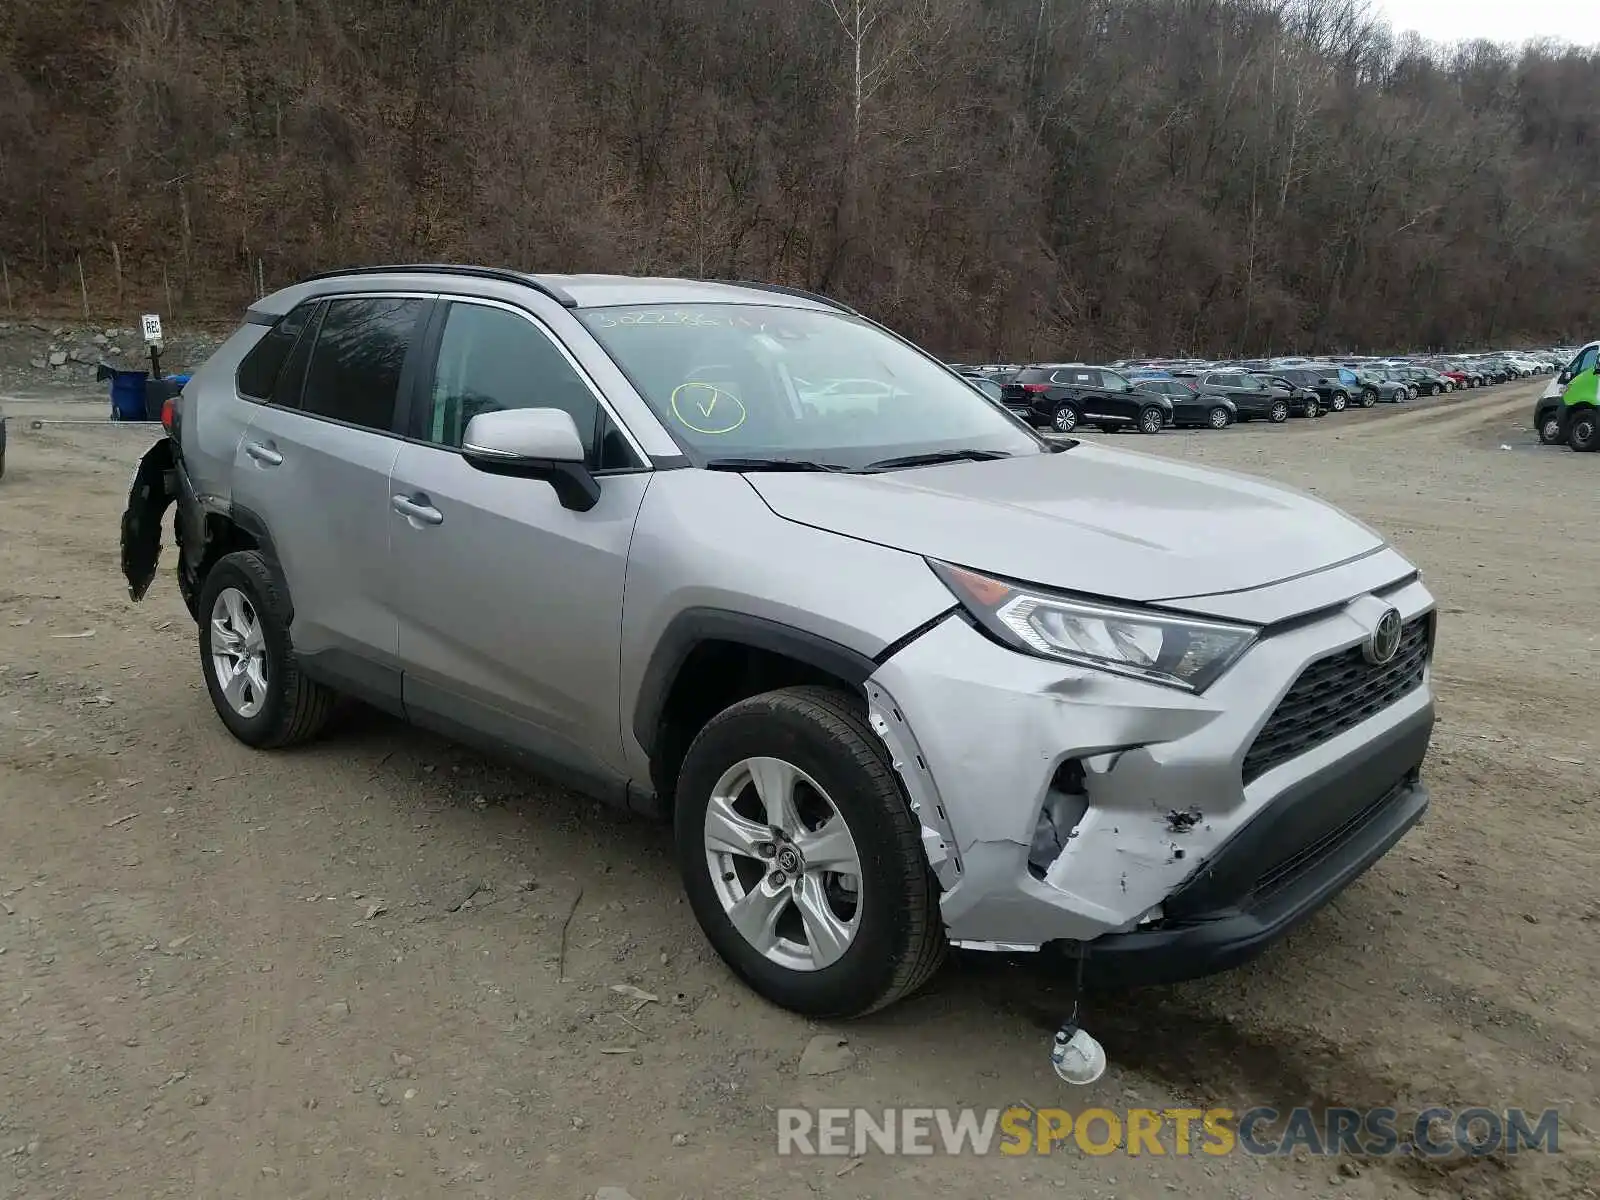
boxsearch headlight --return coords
[929,561,1258,692]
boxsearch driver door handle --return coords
[391,494,444,526]
[244,441,283,467]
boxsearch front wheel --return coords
[1328,392,1348,413]
[1207,406,1232,430]
[1305,397,1321,418]
[1137,405,1165,435]
[1269,400,1289,423]
[674,687,945,1018]
[1359,389,1377,408]
[1538,412,1564,445]
[1568,409,1599,453]
[1052,403,1079,434]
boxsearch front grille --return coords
[1242,615,1432,784]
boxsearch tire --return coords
[1568,409,1599,453]
[197,550,336,748]
[1137,405,1165,434]
[1207,406,1231,430]
[1269,400,1289,423]
[1538,412,1564,445]
[1328,392,1348,413]
[673,686,945,1018]
[1052,402,1079,434]
[1428,383,1440,396]
[1359,390,1377,409]
[1305,398,1321,418]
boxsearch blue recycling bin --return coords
[108,370,150,421]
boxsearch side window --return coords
[1574,346,1599,376]
[1100,371,1130,392]
[270,301,324,408]
[237,301,318,400]
[300,297,425,432]
[424,302,636,469]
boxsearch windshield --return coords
[577,303,1043,468]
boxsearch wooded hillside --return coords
[2,0,1597,357]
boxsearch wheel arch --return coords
[188,503,284,621]
[633,609,881,810]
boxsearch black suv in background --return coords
[1180,372,1294,422]
[1002,365,1173,434]
[1260,374,1327,417]
[1275,367,1353,412]
[1133,377,1236,429]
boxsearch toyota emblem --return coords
[1365,607,1403,665]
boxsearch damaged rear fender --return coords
[121,437,178,602]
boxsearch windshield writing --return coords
[578,303,1040,467]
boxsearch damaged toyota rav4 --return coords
[121,266,1437,1020]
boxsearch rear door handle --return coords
[391,494,444,526]
[244,441,283,467]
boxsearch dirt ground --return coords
[1,372,1596,1200]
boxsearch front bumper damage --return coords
[867,575,1435,983]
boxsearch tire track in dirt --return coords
[0,879,202,1195]
[1334,385,1539,443]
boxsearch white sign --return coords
[141,313,163,345]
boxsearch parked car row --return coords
[952,345,1569,437]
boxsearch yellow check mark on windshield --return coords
[696,394,718,417]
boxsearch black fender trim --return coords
[226,503,293,617]
[227,503,281,566]
[631,608,879,757]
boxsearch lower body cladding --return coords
[866,580,1435,985]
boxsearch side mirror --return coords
[1558,370,1572,385]
[461,408,600,512]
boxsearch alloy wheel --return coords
[209,587,268,719]
[703,756,864,972]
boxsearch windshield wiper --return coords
[703,457,854,473]
[861,449,1014,472]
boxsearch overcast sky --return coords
[1372,0,1592,46]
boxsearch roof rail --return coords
[702,279,856,314]
[296,263,577,307]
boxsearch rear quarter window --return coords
[236,302,318,400]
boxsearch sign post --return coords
[141,313,164,381]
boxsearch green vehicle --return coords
[1534,341,1599,450]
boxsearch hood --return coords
[744,445,1386,605]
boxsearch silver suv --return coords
[121,266,1437,1018]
